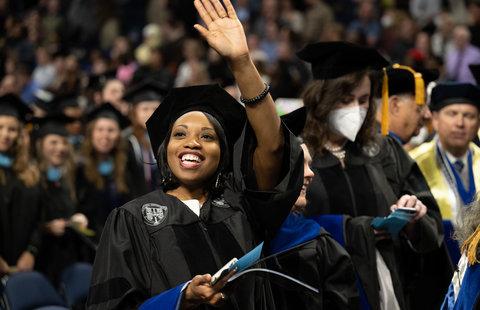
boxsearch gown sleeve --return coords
[317,231,359,309]
[381,136,444,252]
[86,208,154,310]
[231,122,304,241]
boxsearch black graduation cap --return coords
[280,107,306,137]
[123,79,168,105]
[85,103,130,129]
[32,113,72,140]
[430,82,480,111]
[384,64,426,101]
[87,70,117,91]
[469,64,480,85]
[296,41,389,80]
[0,93,32,122]
[146,84,246,159]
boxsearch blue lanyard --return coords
[445,150,476,205]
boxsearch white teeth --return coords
[181,154,201,163]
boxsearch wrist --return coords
[228,54,253,72]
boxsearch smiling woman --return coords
[76,103,133,237]
[86,1,303,309]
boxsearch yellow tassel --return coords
[391,64,426,106]
[461,224,480,266]
[381,68,389,136]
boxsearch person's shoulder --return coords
[409,140,436,162]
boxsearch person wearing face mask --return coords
[298,42,450,310]
[0,94,42,276]
[123,79,167,198]
[32,113,91,284]
[266,107,359,309]
[76,103,133,238]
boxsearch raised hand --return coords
[193,0,249,61]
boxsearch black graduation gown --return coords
[305,136,452,310]
[268,228,358,310]
[126,135,161,199]
[86,124,303,310]
[76,165,133,238]
[36,175,92,284]
[0,168,42,266]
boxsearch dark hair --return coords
[157,112,229,196]
[302,69,379,154]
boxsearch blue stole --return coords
[0,153,13,168]
[268,213,321,254]
[445,150,476,205]
[140,282,187,310]
[454,263,480,310]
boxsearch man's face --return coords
[433,103,480,154]
[391,95,431,142]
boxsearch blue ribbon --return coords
[0,153,13,168]
[445,150,476,205]
[46,166,62,182]
[98,159,114,176]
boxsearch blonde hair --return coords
[0,124,40,187]
[81,120,129,193]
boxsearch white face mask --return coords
[328,106,368,142]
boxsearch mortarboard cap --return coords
[32,113,72,140]
[469,64,480,85]
[280,106,306,137]
[87,70,117,91]
[430,82,480,111]
[146,84,246,160]
[0,93,33,122]
[123,79,168,105]
[296,41,389,80]
[85,103,130,129]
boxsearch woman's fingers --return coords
[194,0,213,26]
[201,0,220,20]
[223,0,237,18]
[211,0,228,18]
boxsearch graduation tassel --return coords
[461,224,480,266]
[381,68,389,136]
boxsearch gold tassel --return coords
[391,64,426,105]
[381,68,389,136]
[461,224,480,266]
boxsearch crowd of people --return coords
[1,0,480,309]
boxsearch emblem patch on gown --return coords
[141,203,168,226]
[212,197,230,208]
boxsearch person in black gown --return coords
[32,114,91,284]
[0,94,42,276]
[86,1,303,309]
[76,103,133,238]
[267,107,359,310]
[123,79,167,198]
[298,42,451,309]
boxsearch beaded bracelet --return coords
[240,83,271,106]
